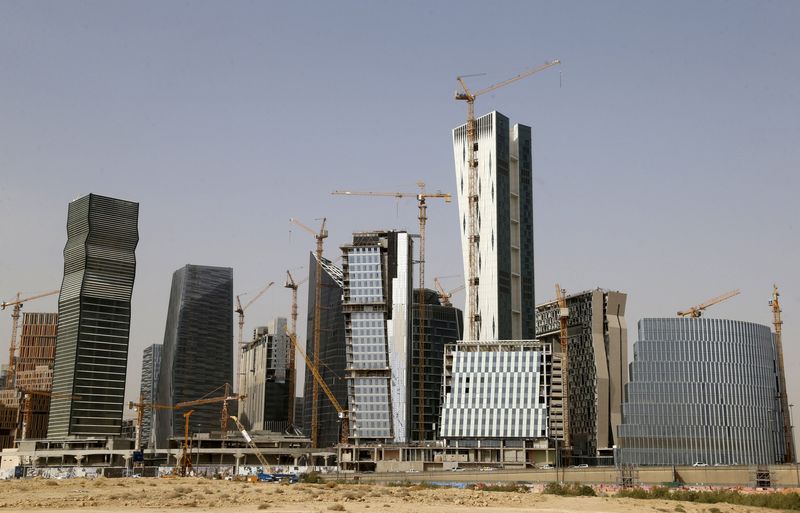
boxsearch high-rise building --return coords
[239,318,292,432]
[453,111,535,341]
[341,230,413,444]
[156,265,233,447]
[619,318,785,466]
[138,344,162,449]
[439,340,552,442]
[302,253,347,448]
[48,193,139,438]
[15,312,58,392]
[410,288,463,441]
[535,289,627,464]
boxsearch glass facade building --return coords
[48,194,139,438]
[302,253,348,448]
[156,265,233,447]
[619,318,785,466]
[453,111,535,340]
[138,344,162,448]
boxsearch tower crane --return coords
[174,383,245,435]
[177,410,195,476]
[455,60,560,341]
[20,390,80,440]
[770,285,794,463]
[677,289,740,318]
[286,329,348,445]
[1,289,59,389]
[433,277,465,308]
[229,415,270,468]
[332,182,452,441]
[289,217,328,447]
[555,284,571,456]
[127,393,175,452]
[235,281,275,347]
[284,270,308,427]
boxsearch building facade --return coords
[342,231,413,444]
[535,289,627,463]
[138,344,162,449]
[302,254,347,448]
[410,288,463,441]
[439,340,551,441]
[15,312,58,392]
[619,318,785,466]
[48,193,139,438]
[156,265,233,447]
[453,111,535,341]
[239,318,292,432]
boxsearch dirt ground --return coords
[0,478,781,513]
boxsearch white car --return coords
[449,467,466,472]
[479,467,494,472]
[538,464,554,470]
[692,462,708,467]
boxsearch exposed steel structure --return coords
[770,285,794,463]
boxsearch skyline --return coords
[0,0,797,448]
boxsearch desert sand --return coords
[0,477,777,513]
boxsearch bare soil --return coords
[0,477,778,513]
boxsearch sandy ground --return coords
[0,478,780,513]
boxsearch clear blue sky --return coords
[1,1,798,437]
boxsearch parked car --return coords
[692,462,708,467]
[450,467,466,472]
[538,464,554,470]
[570,464,589,468]
[479,467,494,472]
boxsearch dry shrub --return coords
[44,480,59,486]
[325,482,337,489]
[258,504,271,510]
[328,504,345,511]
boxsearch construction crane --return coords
[770,285,795,463]
[290,217,328,447]
[127,393,175,452]
[677,289,740,318]
[235,281,275,347]
[1,289,59,389]
[20,390,80,440]
[229,415,270,468]
[455,60,560,341]
[332,182,452,440]
[286,329,348,444]
[284,270,307,427]
[174,383,245,435]
[177,410,194,476]
[555,284,571,455]
[433,277,465,308]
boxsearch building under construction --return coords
[534,289,628,464]
[138,344,162,449]
[302,253,347,448]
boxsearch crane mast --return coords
[284,270,307,427]
[455,60,560,340]
[290,217,328,447]
[555,284,571,454]
[770,285,794,463]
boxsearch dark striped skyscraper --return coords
[138,344,162,448]
[48,194,139,438]
[156,265,233,447]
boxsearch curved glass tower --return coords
[619,318,784,466]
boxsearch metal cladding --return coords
[535,289,628,463]
[453,111,535,340]
[138,344,162,448]
[302,253,347,448]
[156,265,233,446]
[16,312,59,392]
[48,193,139,438]
[410,288,463,441]
[619,318,785,466]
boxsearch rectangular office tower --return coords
[15,312,59,392]
[239,318,292,432]
[342,231,413,444]
[48,194,139,438]
[535,289,627,464]
[453,111,535,341]
[303,253,347,447]
[156,265,233,447]
[138,344,162,449]
[410,288,463,441]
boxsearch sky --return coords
[0,1,798,442]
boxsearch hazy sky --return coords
[1,1,798,440]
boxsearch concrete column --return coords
[293,456,299,467]
[234,453,244,475]
[74,455,85,467]
[122,454,131,470]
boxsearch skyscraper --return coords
[341,230,413,444]
[302,253,347,448]
[48,193,139,438]
[239,318,292,432]
[453,111,535,341]
[15,312,59,392]
[619,318,785,466]
[535,289,627,464]
[156,265,233,447]
[410,288,463,441]
[139,344,162,449]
